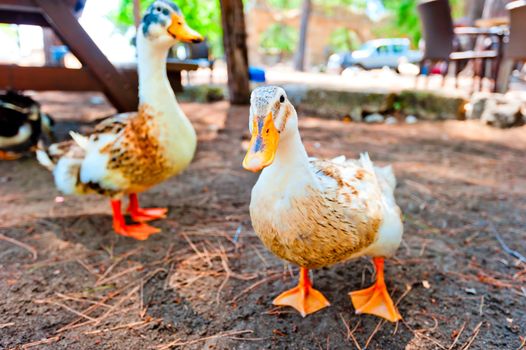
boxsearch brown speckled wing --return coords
[47,140,84,163]
[251,159,384,269]
[100,106,171,192]
[92,114,131,136]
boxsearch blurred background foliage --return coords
[259,23,297,56]
[111,0,465,58]
[329,27,361,52]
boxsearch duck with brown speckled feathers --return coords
[36,0,203,240]
[243,86,404,322]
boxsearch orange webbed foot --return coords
[127,193,167,222]
[349,258,401,322]
[128,207,168,222]
[111,198,161,240]
[273,284,330,317]
[113,221,161,240]
[349,283,401,322]
[273,268,330,317]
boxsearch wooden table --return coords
[453,24,509,92]
[0,0,198,112]
[475,16,510,27]
[473,15,512,93]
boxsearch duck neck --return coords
[136,30,187,123]
[260,129,313,187]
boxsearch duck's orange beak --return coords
[167,14,203,43]
[243,112,280,172]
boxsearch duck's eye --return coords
[154,6,161,13]
[279,95,285,103]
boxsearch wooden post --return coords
[133,0,141,29]
[293,0,312,72]
[219,0,250,105]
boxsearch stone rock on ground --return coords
[208,83,473,124]
[405,115,418,124]
[466,92,493,120]
[177,85,225,103]
[364,113,385,123]
[385,116,398,124]
[282,85,467,122]
[396,90,467,120]
[480,95,524,128]
[466,92,526,128]
[297,88,395,121]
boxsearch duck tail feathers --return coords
[69,131,89,150]
[376,165,397,191]
[359,152,374,173]
[360,152,397,192]
[36,141,55,171]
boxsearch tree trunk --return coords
[293,0,312,71]
[133,0,141,29]
[219,0,250,105]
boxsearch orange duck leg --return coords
[349,257,402,322]
[126,193,168,222]
[111,199,160,240]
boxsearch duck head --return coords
[243,86,298,172]
[141,0,203,45]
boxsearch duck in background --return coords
[0,91,54,160]
[243,86,404,322]
[37,0,203,240]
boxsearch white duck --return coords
[37,0,203,240]
[243,86,404,321]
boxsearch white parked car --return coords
[329,38,422,71]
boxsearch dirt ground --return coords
[1,92,525,350]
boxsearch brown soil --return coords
[1,92,525,350]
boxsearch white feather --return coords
[331,155,346,164]
[359,152,374,173]
[366,205,404,258]
[80,133,120,188]
[36,149,54,170]
[70,131,89,150]
[358,155,402,258]
[53,157,82,194]
[375,165,396,191]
